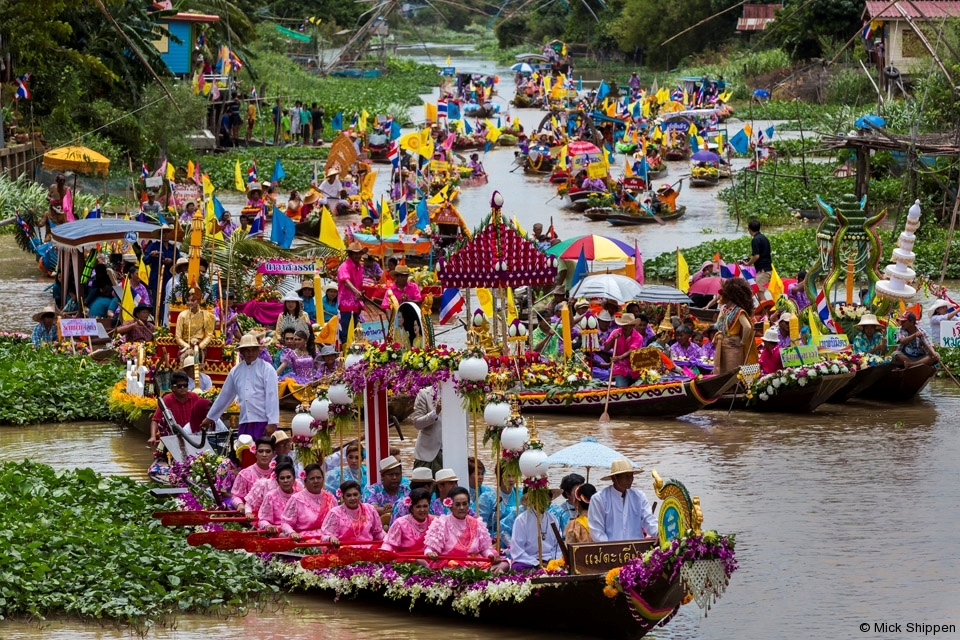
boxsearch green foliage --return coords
[825,69,875,106]
[202,147,329,192]
[0,460,274,624]
[644,228,818,281]
[767,0,863,60]
[0,337,123,426]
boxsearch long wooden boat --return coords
[664,147,688,161]
[607,206,687,226]
[647,166,667,180]
[567,190,610,211]
[855,364,936,402]
[689,175,719,187]
[291,565,683,640]
[827,362,895,404]
[584,206,612,221]
[518,370,738,418]
[716,372,854,413]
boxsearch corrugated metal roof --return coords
[737,4,780,31]
[866,1,960,19]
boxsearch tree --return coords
[767,0,863,60]
[611,0,722,69]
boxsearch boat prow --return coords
[717,372,854,413]
[827,362,895,404]
[855,364,936,402]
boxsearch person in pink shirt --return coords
[281,463,337,540]
[231,437,276,508]
[244,454,303,518]
[603,313,645,388]
[337,242,368,343]
[758,327,783,375]
[257,460,302,534]
[381,487,435,553]
[423,487,507,571]
[380,265,422,310]
[318,481,385,547]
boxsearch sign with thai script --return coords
[430,160,449,172]
[256,259,316,275]
[587,162,607,179]
[568,539,656,575]
[940,321,960,347]
[817,334,851,356]
[59,318,100,337]
[622,177,646,190]
[361,321,385,343]
[441,66,456,76]
[171,182,201,209]
[780,345,820,368]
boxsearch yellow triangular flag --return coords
[359,109,369,131]
[507,288,517,323]
[318,206,346,250]
[476,288,494,318]
[512,216,526,236]
[807,307,822,343]
[165,162,176,181]
[234,159,244,191]
[445,56,451,66]
[121,277,135,322]
[317,315,338,344]
[768,265,785,301]
[380,207,396,237]
[676,249,690,293]
[419,128,434,158]
[138,255,150,283]
[186,160,195,182]
[561,304,572,360]
[202,173,215,196]
[485,119,502,143]
[344,315,356,349]
[205,198,223,241]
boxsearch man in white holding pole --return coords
[588,459,658,542]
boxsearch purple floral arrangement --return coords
[616,531,738,595]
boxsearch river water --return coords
[3,47,960,640]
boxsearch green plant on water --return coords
[0,460,275,626]
[0,336,123,426]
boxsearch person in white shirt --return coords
[411,384,442,473]
[508,489,561,571]
[927,299,959,344]
[182,355,212,392]
[201,333,279,441]
[317,167,347,212]
[588,459,658,542]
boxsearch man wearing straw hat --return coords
[202,333,279,441]
[31,306,59,347]
[587,459,657,542]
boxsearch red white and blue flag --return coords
[439,287,464,325]
[719,262,759,293]
[438,100,447,118]
[719,262,742,279]
[815,288,836,333]
[387,141,399,169]
[228,50,244,70]
[247,160,258,185]
[141,163,149,180]
[14,74,31,100]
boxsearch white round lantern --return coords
[328,383,353,405]
[517,323,528,337]
[508,323,518,337]
[344,353,365,369]
[472,313,484,327]
[458,356,488,382]
[310,398,330,421]
[491,191,504,208]
[291,412,314,438]
[586,315,598,329]
[519,447,549,477]
[483,402,511,427]
[500,425,528,452]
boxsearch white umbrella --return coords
[542,436,636,482]
[510,62,534,74]
[571,274,645,304]
[635,284,693,305]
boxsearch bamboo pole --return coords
[660,0,747,46]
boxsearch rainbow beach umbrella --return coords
[546,234,636,261]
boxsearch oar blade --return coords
[187,530,261,550]
[338,547,397,564]
[160,513,210,526]
[244,537,296,553]
[152,510,231,519]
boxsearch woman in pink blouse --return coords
[232,437,276,508]
[319,481,384,547]
[257,460,302,534]
[281,463,337,540]
[424,487,507,570]
[603,313,645,388]
[381,487,435,553]
[245,455,303,519]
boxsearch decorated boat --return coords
[584,206,613,222]
[689,164,720,187]
[608,206,687,226]
[518,369,738,418]
[567,189,611,211]
[855,364,937,402]
[714,362,856,413]
[827,360,895,403]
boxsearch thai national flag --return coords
[815,288,836,333]
[439,287,464,325]
[228,50,244,70]
[14,74,31,100]
[86,201,101,219]
[247,161,258,184]
[141,163,149,180]
[438,100,447,117]
[719,262,742,279]
[387,141,399,169]
[249,207,265,236]
[15,213,32,237]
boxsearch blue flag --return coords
[631,102,641,118]
[331,111,343,131]
[397,201,407,228]
[636,157,650,181]
[464,119,473,135]
[764,125,775,139]
[572,247,589,290]
[415,198,429,232]
[689,134,699,154]
[212,196,225,221]
[577,76,583,92]
[484,141,492,153]
[86,202,101,219]
[390,120,402,140]
[249,208,264,236]
[270,205,295,248]
[596,80,610,101]
[271,158,286,185]
[729,128,749,155]
[447,102,461,121]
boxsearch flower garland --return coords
[268,559,545,617]
[168,451,229,509]
[108,380,157,422]
[295,418,336,466]
[454,377,491,413]
[745,359,851,404]
[481,392,511,450]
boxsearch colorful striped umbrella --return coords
[546,234,636,261]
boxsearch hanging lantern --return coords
[458,356,489,381]
[328,384,353,405]
[519,447,548,477]
[291,412,314,438]
[310,398,330,421]
[484,401,512,427]
[500,425,529,452]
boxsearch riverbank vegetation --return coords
[0,460,273,627]
[0,334,122,426]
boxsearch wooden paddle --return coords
[161,513,249,527]
[187,530,268,550]
[243,537,377,553]
[599,336,618,423]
